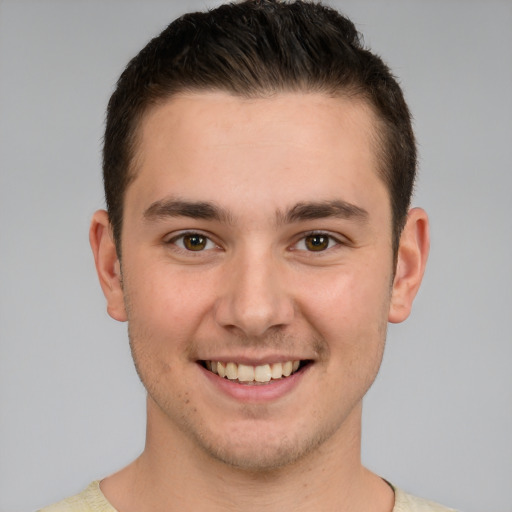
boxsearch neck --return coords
[101,399,393,512]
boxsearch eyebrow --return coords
[143,198,368,225]
[278,200,369,225]
[143,198,233,224]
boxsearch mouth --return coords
[200,360,311,385]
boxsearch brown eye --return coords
[168,232,217,253]
[182,234,208,251]
[304,234,330,251]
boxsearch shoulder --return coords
[393,486,458,512]
[38,481,117,512]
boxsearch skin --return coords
[90,92,429,512]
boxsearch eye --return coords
[294,233,340,252]
[169,232,217,252]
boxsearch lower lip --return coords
[199,363,310,403]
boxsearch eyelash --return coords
[165,231,219,253]
[165,230,345,254]
[292,231,344,253]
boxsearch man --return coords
[40,1,454,510]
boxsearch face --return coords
[94,92,424,471]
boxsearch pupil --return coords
[185,235,206,250]
[307,235,328,251]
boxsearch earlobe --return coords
[89,210,128,322]
[388,208,430,324]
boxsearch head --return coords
[91,0,429,473]
[103,0,416,260]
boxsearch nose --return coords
[214,248,295,338]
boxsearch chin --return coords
[187,415,340,473]
[204,437,312,472]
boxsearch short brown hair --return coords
[103,0,416,257]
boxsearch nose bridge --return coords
[214,242,294,337]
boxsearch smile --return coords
[202,360,307,384]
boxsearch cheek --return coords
[295,264,392,382]
[123,263,217,350]
[123,270,211,391]
[298,265,392,331]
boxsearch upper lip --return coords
[197,355,310,365]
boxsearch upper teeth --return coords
[206,360,301,383]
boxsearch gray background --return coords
[1,1,511,511]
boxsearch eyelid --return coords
[164,230,220,251]
[163,229,349,253]
[291,230,348,251]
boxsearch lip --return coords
[199,353,306,366]
[198,361,311,403]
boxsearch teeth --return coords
[254,364,272,383]
[226,362,237,380]
[205,360,302,382]
[271,362,283,379]
[237,364,255,382]
[282,361,293,377]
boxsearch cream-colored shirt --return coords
[39,480,458,512]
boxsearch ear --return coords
[89,210,128,322]
[388,207,430,323]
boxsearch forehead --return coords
[126,91,388,221]
[138,91,379,158]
